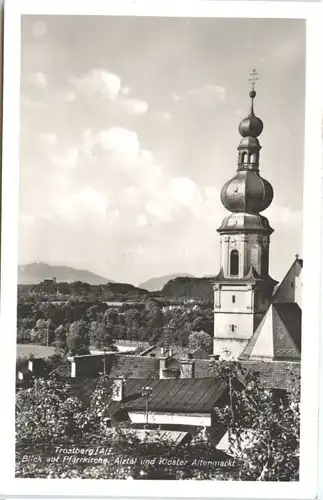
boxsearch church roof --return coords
[239,302,301,362]
[272,257,303,304]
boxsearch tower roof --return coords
[219,72,274,220]
[238,90,264,138]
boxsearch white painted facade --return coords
[128,411,212,427]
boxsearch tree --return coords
[188,330,213,353]
[16,376,84,449]
[29,319,54,345]
[94,323,116,350]
[212,360,300,481]
[66,320,90,355]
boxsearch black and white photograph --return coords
[0,0,322,497]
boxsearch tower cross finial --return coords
[248,68,259,91]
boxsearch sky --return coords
[19,15,305,285]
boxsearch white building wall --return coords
[128,411,212,427]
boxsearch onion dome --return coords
[220,170,273,214]
[218,81,274,220]
[217,213,273,234]
[238,90,263,138]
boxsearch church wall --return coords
[214,286,253,313]
[214,310,254,341]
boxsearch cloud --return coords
[40,133,57,147]
[265,206,302,226]
[31,21,47,38]
[121,87,131,96]
[188,84,226,103]
[27,72,48,87]
[55,188,108,220]
[69,70,121,100]
[19,121,228,281]
[67,69,149,115]
[121,98,148,115]
[59,91,76,102]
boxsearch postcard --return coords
[0,0,322,498]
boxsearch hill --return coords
[18,262,113,285]
[139,273,194,291]
[161,276,216,301]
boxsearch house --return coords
[16,356,49,384]
[71,376,231,443]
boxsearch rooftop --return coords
[71,377,228,414]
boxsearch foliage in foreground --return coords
[16,361,300,481]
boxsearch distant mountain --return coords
[139,273,194,292]
[18,262,113,285]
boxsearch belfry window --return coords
[230,250,239,276]
[261,251,268,276]
[250,153,257,164]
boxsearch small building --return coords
[71,377,230,434]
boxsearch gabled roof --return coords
[239,303,301,361]
[144,345,210,361]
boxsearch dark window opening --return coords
[261,251,268,276]
[230,250,239,276]
[232,295,236,303]
[230,325,236,333]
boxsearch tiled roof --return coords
[109,355,159,379]
[242,360,301,391]
[145,346,210,361]
[274,303,301,355]
[71,353,160,379]
[239,303,301,362]
[70,353,300,392]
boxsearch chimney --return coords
[180,359,195,379]
[168,347,173,357]
[112,378,124,401]
[159,357,167,379]
[70,358,76,378]
[28,360,34,372]
[160,347,165,355]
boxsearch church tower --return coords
[213,72,278,359]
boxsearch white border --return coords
[1,1,322,498]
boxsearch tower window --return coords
[261,251,268,276]
[230,250,239,276]
[232,295,236,303]
[250,153,257,164]
[230,325,236,333]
